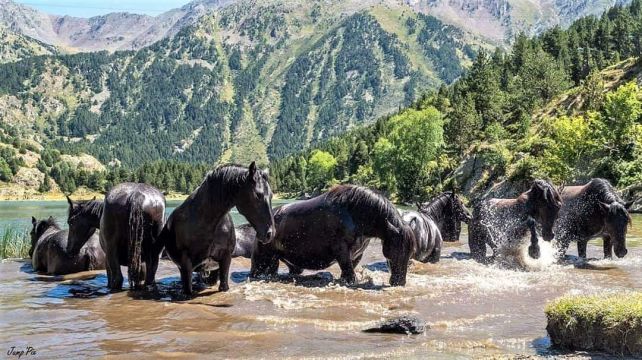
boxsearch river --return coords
[1,201,641,358]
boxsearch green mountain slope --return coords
[0,25,55,63]
[0,0,481,168]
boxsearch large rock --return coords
[363,315,427,335]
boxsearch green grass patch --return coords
[546,292,642,355]
[0,227,30,259]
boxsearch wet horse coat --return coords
[468,180,562,262]
[554,178,632,259]
[161,163,275,295]
[250,185,416,286]
[405,192,472,263]
[30,217,105,275]
[101,183,166,291]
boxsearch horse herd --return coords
[28,161,635,297]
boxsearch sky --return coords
[14,0,193,17]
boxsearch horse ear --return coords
[599,201,611,214]
[31,216,36,225]
[66,195,74,208]
[91,196,96,201]
[625,200,635,210]
[248,161,257,180]
[415,202,422,210]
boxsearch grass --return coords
[546,292,642,355]
[0,227,30,259]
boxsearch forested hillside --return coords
[0,0,479,170]
[271,1,642,202]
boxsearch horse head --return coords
[66,195,101,255]
[599,201,631,258]
[29,216,58,258]
[527,180,563,241]
[235,162,276,244]
[383,220,416,286]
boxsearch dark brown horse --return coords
[101,183,166,291]
[554,178,633,259]
[161,162,275,295]
[250,185,416,286]
[468,180,562,262]
[30,217,105,275]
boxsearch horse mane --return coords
[39,217,61,230]
[325,185,404,228]
[586,178,632,225]
[419,192,452,220]
[531,179,562,207]
[586,178,624,204]
[69,199,104,219]
[198,164,255,202]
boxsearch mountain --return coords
[409,0,632,43]
[0,0,234,52]
[0,0,633,53]
[0,0,481,168]
[0,24,56,63]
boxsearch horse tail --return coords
[128,194,146,290]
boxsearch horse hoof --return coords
[528,245,540,259]
[218,284,229,292]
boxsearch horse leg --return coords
[352,254,364,269]
[577,240,588,260]
[427,244,441,264]
[145,253,159,290]
[603,235,613,259]
[335,243,356,285]
[218,253,231,292]
[526,218,540,259]
[286,263,304,276]
[106,243,123,291]
[206,268,219,286]
[250,242,279,279]
[179,254,193,296]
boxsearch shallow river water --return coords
[1,201,642,359]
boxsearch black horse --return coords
[555,178,633,259]
[417,191,472,242]
[161,162,275,295]
[30,216,105,275]
[250,185,416,286]
[101,183,166,291]
[66,196,103,255]
[403,191,472,263]
[468,180,562,262]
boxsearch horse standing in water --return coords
[161,162,275,295]
[251,185,416,286]
[404,191,472,263]
[554,178,632,259]
[30,217,105,275]
[468,180,562,262]
[100,183,166,291]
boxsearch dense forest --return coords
[0,3,476,168]
[271,1,642,202]
[2,1,641,200]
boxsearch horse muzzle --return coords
[256,228,275,244]
[543,231,554,242]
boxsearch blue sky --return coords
[14,0,193,17]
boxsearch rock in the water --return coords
[363,316,427,335]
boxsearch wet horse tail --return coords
[128,194,146,290]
